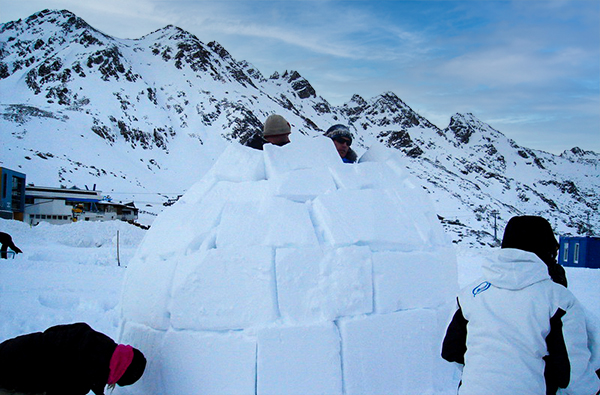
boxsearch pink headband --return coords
[108,344,134,385]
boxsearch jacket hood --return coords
[481,248,550,290]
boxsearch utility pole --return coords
[491,210,498,242]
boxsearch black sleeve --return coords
[544,308,570,394]
[441,302,468,364]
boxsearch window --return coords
[574,243,580,264]
[563,243,569,262]
[11,176,23,210]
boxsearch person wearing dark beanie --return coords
[501,215,567,287]
[0,322,146,395]
[324,124,358,163]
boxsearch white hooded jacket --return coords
[442,248,600,395]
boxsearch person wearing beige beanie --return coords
[244,114,291,150]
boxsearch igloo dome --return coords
[118,136,459,395]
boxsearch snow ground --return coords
[1,218,599,394]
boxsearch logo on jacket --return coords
[472,281,491,296]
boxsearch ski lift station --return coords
[558,236,600,269]
[0,167,138,226]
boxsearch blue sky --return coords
[1,0,599,154]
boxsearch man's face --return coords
[265,134,290,146]
[332,137,351,158]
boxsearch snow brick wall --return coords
[118,136,459,395]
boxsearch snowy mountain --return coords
[1,9,598,243]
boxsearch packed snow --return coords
[1,139,599,395]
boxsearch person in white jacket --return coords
[442,216,600,395]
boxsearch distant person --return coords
[441,215,600,395]
[245,114,291,150]
[324,124,357,163]
[0,232,22,259]
[0,322,146,395]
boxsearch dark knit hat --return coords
[324,124,353,143]
[263,114,291,137]
[501,216,559,263]
[117,347,147,386]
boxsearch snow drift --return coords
[118,136,459,395]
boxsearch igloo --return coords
[118,136,459,395]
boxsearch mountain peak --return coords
[280,70,316,99]
[560,146,599,162]
[349,94,367,106]
[11,9,102,38]
[446,113,502,145]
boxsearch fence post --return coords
[117,230,121,267]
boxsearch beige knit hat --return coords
[263,114,291,137]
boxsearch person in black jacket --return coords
[0,323,146,395]
[0,232,22,259]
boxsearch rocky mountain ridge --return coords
[1,9,598,244]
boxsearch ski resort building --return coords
[24,185,138,226]
[558,236,600,269]
[0,167,26,221]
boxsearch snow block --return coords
[162,330,256,395]
[373,250,458,313]
[276,246,373,322]
[120,254,176,330]
[264,136,341,178]
[388,186,448,248]
[271,167,338,202]
[312,189,425,251]
[340,310,438,395]
[135,198,217,260]
[205,142,266,182]
[328,160,404,191]
[138,179,273,258]
[257,324,343,395]
[216,196,319,248]
[118,321,166,395]
[358,143,411,177]
[169,246,277,330]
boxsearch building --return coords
[24,185,138,226]
[558,236,600,269]
[0,167,26,220]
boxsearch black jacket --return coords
[0,323,117,395]
[243,132,268,150]
[0,231,22,258]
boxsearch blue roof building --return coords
[558,236,600,269]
